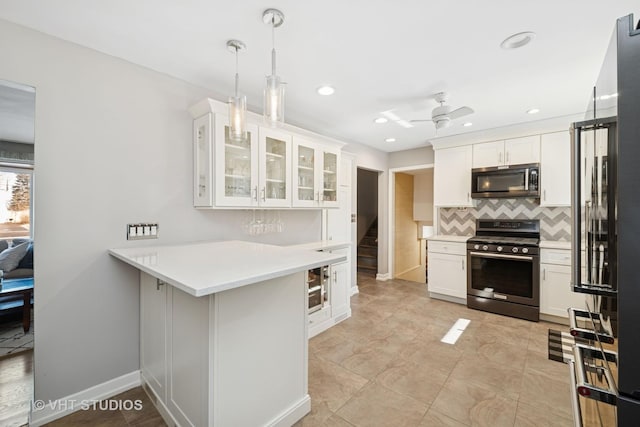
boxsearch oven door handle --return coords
[469,251,533,261]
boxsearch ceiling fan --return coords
[410,92,474,130]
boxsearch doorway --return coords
[356,168,379,276]
[0,79,35,426]
[388,165,434,283]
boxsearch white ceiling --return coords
[0,1,637,152]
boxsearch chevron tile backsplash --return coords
[439,199,571,241]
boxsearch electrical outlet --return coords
[127,223,159,240]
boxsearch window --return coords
[0,169,32,240]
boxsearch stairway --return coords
[357,219,378,275]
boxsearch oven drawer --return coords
[428,241,466,256]
[540,248,571,266]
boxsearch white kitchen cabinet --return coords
[540,131,571,206]
[330,252,350,321]
[293,138,340,208]
[472,135,540,168]
[540,248,585,318]
[214,114,259,207]
[427,241,467,301]
[214,114,292,208]
[434,145,474,207]
[140,272,167,402]
[193,114,214,207]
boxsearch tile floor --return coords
[41,273,574,426]
[296,273,573,427]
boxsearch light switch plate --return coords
[127,223,159,240]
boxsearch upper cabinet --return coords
[214,114,259,207]
[434,145,474,207]
[190,98,343,209]
[472,135,540,168]
[293,138,340,208]
[540,131,571,206]
[259,128,292,208]
[213,115,293,208]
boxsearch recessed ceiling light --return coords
[463,122,473,127]
[500,31,536,49]
[316,85,335,96]
[374,117,388,124]
[527,108,540,115]
[385,138,396,143]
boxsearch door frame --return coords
[387,163,434,280]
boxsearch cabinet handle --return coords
[315,191,320,202]
[156,279,165,291]
[506,151,510,163]
[252,186,258,201]
[543,268,546,280]
[543,189,547,201]
[461,259,464,270]
[261,187,266,202]
[333,271,337,282]
[499,152,502,163]
[467,192,470,202]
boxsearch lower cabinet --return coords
[427,241,467,301]
[540,248,585,318]
[309,249,351,338]
[140,272,167,401]
[140,271,309,427]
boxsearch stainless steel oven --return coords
[307,266,329,313]
[466,219,541,321]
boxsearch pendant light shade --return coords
[263,8,285,127]
[227,39,247,142]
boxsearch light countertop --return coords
[540,240,571,250]
[109,240,345,297]
[426,235,471,243]
[286,240,351,251]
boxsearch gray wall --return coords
[388,146,434,168]
[0,19,321,402]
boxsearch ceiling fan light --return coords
[527,108,540,114]
[385,137,396,143]
[463,122,473,127]
[373,117,388,124]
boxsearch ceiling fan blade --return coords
[447,106,474,120]
[409,119,434,123]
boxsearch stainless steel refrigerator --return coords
[570,13,640,427]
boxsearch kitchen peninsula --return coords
[109,240,345,427]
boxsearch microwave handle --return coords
[525,168,529,191]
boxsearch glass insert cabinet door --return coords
[322,151,338,203]
[259,128,292,207]
[214,115,258,207]
[296,144,316,205]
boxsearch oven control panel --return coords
[468,242,539,256]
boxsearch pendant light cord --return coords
[271,18,276,76]
[234,47,239,98]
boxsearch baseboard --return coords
[349,285,359,296]
[376,273,391,281]
[266,394,311,427]
[540,313,570,326]
[29,371,141,426]
[395,265,422,276]
[428,292,466,305]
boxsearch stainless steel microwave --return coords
[471,163,540,198]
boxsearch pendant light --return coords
[262,8,285,127]
[227,39,247,142]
